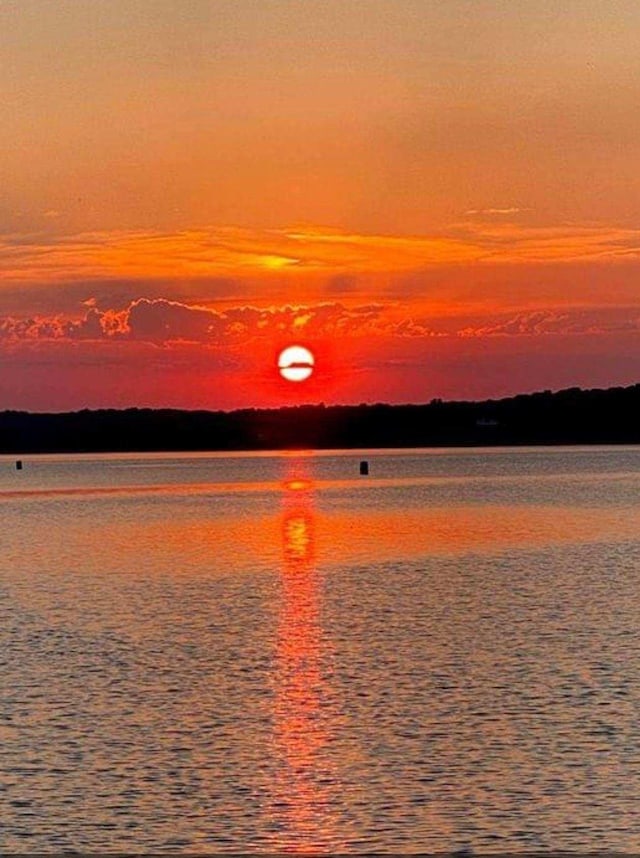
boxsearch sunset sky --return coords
[2,0,640,410]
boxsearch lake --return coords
[2,447,640,852]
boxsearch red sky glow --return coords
[2,1,640,410]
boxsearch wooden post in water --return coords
[359,460,369,476]
[15,460,23,470]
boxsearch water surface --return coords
[2,447,640,852]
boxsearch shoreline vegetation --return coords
[2,383,640,454]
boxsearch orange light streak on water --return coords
[267,468,343,852]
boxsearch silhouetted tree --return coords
[1,383,639,453]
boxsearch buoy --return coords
[15,460,23,470]
[359,460,369,475]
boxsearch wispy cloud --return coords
[3,221,640,287]
[452,221,640,263]
[464,207,530,216]
[0,226,437,285]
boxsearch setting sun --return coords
[278,345,315,383]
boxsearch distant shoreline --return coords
[2,382,640,454]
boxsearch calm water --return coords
[2,447,640,853]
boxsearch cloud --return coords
[3,298,638,353]
[458,310,572,337]
[452,221,640,263]
[125,298,223,342]
[0,299,413,346]
[3,220,640,291]
[464,207,530,216]
[457,309,640,337]
[0,225,481,285]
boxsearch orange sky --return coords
[1,1,640,410]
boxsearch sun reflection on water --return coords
[266,466,342,852]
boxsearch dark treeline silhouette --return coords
[2,383,640,454]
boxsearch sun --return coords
[278,345,315,382]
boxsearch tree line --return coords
[1,383,640,453]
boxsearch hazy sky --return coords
[2,0,640,410]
